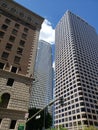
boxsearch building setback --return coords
[54,11,98,130]
[29,40,53,113]
[0,0,44,129]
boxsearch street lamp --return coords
[35,115,41,119]
[26,97,64,124]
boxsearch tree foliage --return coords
[26,108,52,130]
[47,126,68,130]
[84,126,98,130]
[59,125,68,130]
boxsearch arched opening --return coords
[0,93,10,108]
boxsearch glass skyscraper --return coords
[54,11,98,130]
[30,40,53,113]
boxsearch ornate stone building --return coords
[0,0,44,129]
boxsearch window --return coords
[78,121,81,125]
[80,102,84,106]
[10,8,16,13]
[11,66,17,73]
[0,62,4,69]
[15,23,20,29]
[10,120,16,129]
[0,119,2,124]
[83,120,88,125]
[77,115,80,119]
[1,52,9,60]
[73,116,76,120]
[22,33,27,39]
[89,121,93,125]
[24,28,28,33]
[5,43,12,51]
[5,18,11,24]
[6,78,14,86]
[82,114,87,118]
[0,31,5,38]
[14,56,21,64]
[19,40,25,47]
[12,29,18,35]
[27,16,32,22]
[19,12,24,17]
[17,47,23,55]
[1,24,8,30]
[94,122,98,126]
[81,108,85,112]
[0,93,10,108]
[9,36,15,42]
[1,2,7,8]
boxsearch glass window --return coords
[6,78,14,86]
[19,12,24,17]
[19,40,25,47]
[0,119,2,124]
[0,31,5,38]
[12,29,18,35]
[5,18,11,24]
[15,23,20,29]
[11,66,17,73]
[10,8,16,13]
[81,108,85,112]
[14,56,21,64]
[17,47,23,55]
[27,16,32,22]
[1,24,8,31]
[0,62,4,69]
[5,43,12,51]
[9,36,15,42]
[22,33,27,39]
[1,2,7,8]
[24,28,28,33]
[1,52,9,59]
[0,93,10,108]
[10,120,16,129]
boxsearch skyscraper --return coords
[29,40,53,113]
[0,0,44,129]
[54,11,98,130]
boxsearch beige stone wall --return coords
[0,76,30,130]
[0,77,30,111]
[0,118,26,130]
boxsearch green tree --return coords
[45,111,52,129]
[84,126,98,130]
[59,125,68,130]
[26,108,52,130]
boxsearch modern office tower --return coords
[29,40,53,113]
[0,0,44,129]
[54,11,98,130]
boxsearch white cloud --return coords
[39,19,55,44]
[52,61,55,71]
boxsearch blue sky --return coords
[14,0,98,64]
[14,0,98,32]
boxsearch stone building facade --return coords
[0,0,44,129]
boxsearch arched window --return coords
[0,93,10,108]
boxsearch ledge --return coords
[0,107,27,119]
[0,69,33,85]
